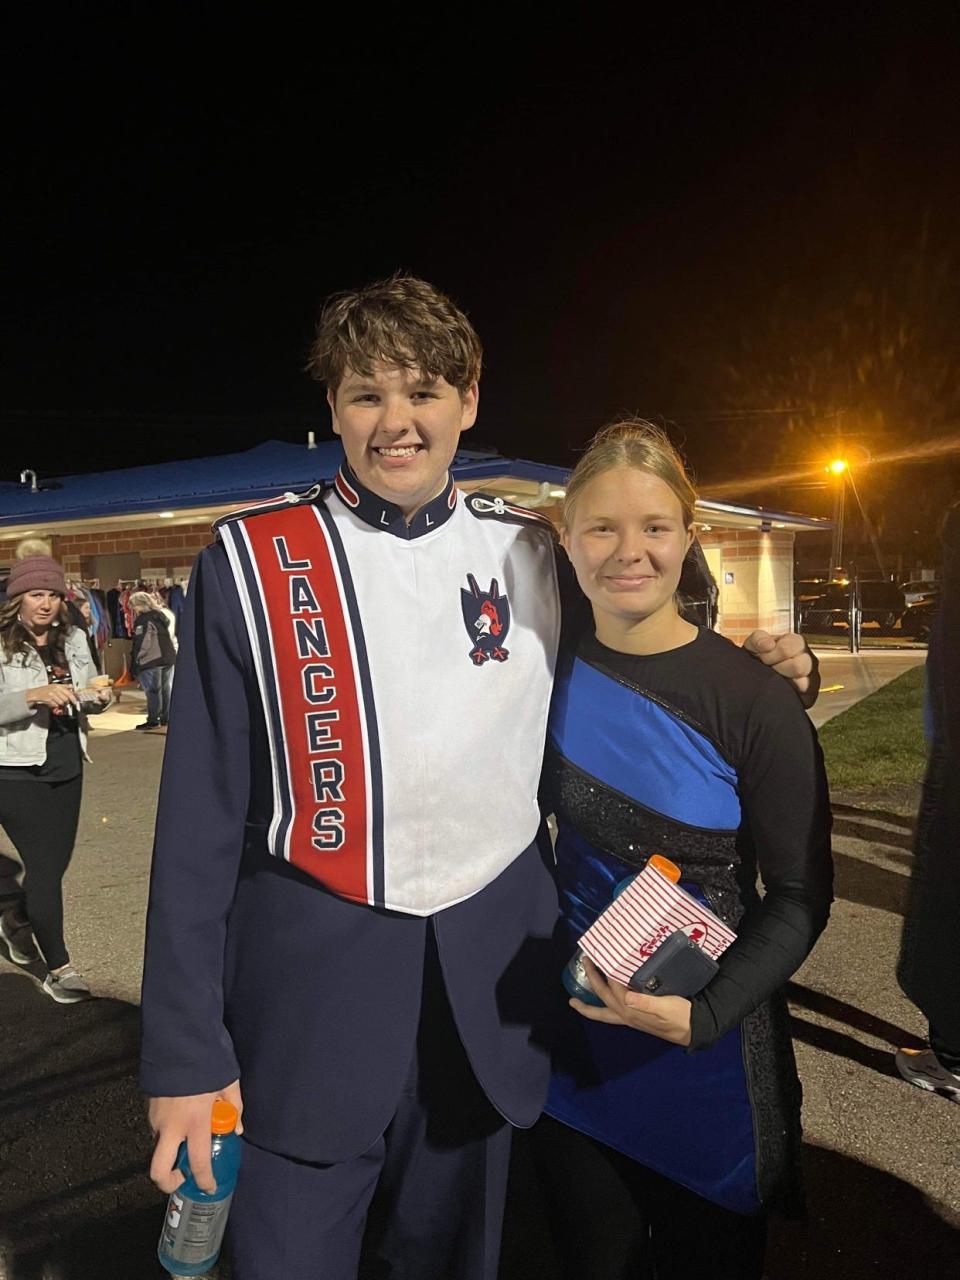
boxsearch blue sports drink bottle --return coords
[157,1099,243,1277]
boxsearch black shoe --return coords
[135,721,160,731]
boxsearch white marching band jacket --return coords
[215,465,561,916]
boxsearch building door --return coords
[86,552,141,585]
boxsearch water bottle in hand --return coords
[158,1099,242,1277]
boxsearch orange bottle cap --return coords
[211,1100,239,1134]
[647,854,681,884]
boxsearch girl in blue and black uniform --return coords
[533,421,833,1280]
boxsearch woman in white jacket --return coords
[0,555,110,1001]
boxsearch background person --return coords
[151,591,178,726]
[896,499,960,1099]
[129,591,176,731]
[0,554,111,1002]
[75,597,101,672]
[533,421,833,1280]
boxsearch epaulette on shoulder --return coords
[212,481,329,534]
[463,491,557,534]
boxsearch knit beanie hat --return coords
[5,555,67,598]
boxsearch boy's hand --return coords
[743,630,820,707]
[148,1079,244,1195]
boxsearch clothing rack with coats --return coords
[64,580,110,675]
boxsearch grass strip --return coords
[818,664,927,791]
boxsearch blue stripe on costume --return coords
[548,656,741,831]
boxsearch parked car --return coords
[799,580,906,635]
[796,577,830,601]
[901,591,939,640]
[899,579,940,605]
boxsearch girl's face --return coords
[562,466,693,631]
[18,590,63,633]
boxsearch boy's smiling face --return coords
[328,363,478,519]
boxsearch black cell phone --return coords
[627,930,719,998]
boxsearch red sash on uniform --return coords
[219,501,382,906]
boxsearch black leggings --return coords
[527,1116,768,1280]
[930,1025,960,1073]
[0,773,82,970]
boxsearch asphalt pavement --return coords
[0,681,957,1279]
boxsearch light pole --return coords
[828,458,848,577]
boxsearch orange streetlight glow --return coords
[828,458,848,475]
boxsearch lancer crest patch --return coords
[461,573,510,665]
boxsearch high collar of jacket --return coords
[331,463,458,540]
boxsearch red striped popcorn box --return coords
[578,863,737,987]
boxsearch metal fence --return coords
[795,579,932,654]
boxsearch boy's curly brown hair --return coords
[306,274,482,396]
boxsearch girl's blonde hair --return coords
[563,419,698,528]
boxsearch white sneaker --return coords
[895,1047,960,1102]
[42,966,92,1004]
[0,912,40,965]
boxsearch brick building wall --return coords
[0,521,214,582]
[699,528,795,644]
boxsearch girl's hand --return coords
[570,956,693,1046]
[88,677,113,705]
[26,685,79,710]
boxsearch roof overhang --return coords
[0,446,831,537]
[457,470,833,534]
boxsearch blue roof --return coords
[0,440,828,532]
[0,440,532,528]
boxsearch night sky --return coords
[4,5,959,526]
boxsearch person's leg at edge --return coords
[365,923,514,1280]
[0,775,82,970]
[227,1136,384,1280]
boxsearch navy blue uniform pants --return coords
[227,926,513,1280]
